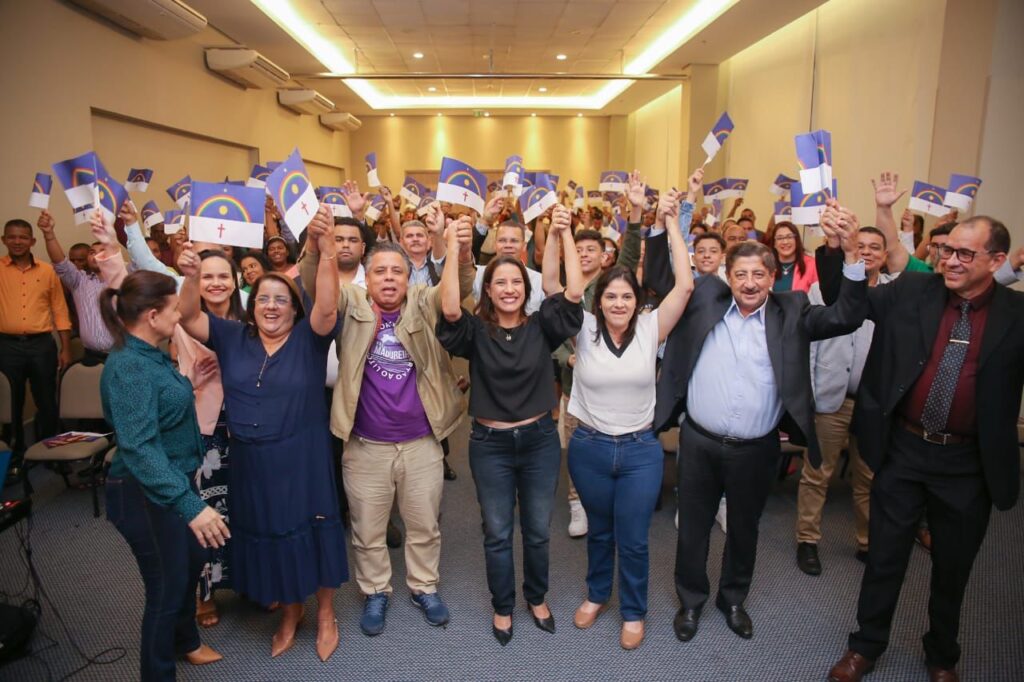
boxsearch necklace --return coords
[781,262,795,275]
[256,352,270,388]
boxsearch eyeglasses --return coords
[936,245,1001,263]
[773,234,796,242]
[254,295,291,306]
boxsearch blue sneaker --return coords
[360,593,389,636]
[411,592,450,627]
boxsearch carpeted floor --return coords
[2,419,1022,682]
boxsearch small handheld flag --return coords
[364,194,388,223]
[246,164,271,189]
[95,168,129,225]
[487,181,499,194]
[266,148,320,237]
[908,181,948,217]
[166,175,192,209]
[773,200,792,224]
[586,190,603,207]
[416,189,436,217]
[702,178,747,200]
[795,130,833,194]
[365,152,380,187]
[436,157,488,214]
[943,173,981,211]
[503,155,523,190]
[125,168,153,193]
[52,151,107,209]
[701,111,734,165]
[399,175,426,208]
[598,171,627,193]
[519,184,557,224]
[769,174,798,196]
[73,204,95,226]
[316,186,352,218]
[790,181,829,225]
[189,182,265,248]
[162,209,185,235]
[567,180,578,191]
[141,200,165,230]
[29,173,52,210]
[573,185,585,210]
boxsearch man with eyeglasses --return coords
[825,214,1024,682]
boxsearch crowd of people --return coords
[1,162,1022,682]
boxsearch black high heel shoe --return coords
[492,615,513,646]
[527,603,555,634]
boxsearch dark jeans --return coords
[568,424,663,620]
[0,334,58,460]
[849,427,991,669]
[106,474,204,682]
[468,415,561,615]
[675,420,780,611]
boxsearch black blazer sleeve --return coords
[643,230,673,298]
[815,244,844,305]
[472,223,487,262]
[801,270,868,341]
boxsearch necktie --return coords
[920,300,971,433]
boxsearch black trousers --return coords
[849,427,990,669]
[0,334,59,460]
[674,419,780,610]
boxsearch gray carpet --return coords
[2,420,1022,682]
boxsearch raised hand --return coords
[118,200,139,226]
[423,201,444,234]
[550,203,572,237]
[688,168,704,198]
[343,180,368,214]
[177,241,201,278]
[482,194,505,224]
[379,184,393,201]
[871,171,907,208]
[626,170,647,208]
[37,210,56,236]
[89,208,117,247]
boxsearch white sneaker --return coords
[568,500,588,537]
[715,498,728,534]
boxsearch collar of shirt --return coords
[125,334,171,365]
[950,279,995,311]
[2,254,37,269]
[725,296,768,323]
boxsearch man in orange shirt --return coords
[0,219,72,478]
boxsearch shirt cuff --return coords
[475,221,488,236]
[648,227,665,238]
[842,260,867,281]
[995,259,1023,285]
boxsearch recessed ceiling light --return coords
[483,112,490,117]
[427,86,437,92]
[538,87,548,93]
[577,112,583,117]
[436,112,442,117]
[556,54,567,61]
[531,113,537,117]
[389,112,395,117]
[412,52,424,59]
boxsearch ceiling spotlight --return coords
[538,87,548,93]
[436,112,442,117]
[556,54,567,60]
[427,86,437,92]
[483,112,490,117]
[577,112,583,117]
[389,112,395,117]
[412,52,424,59]
[531,113,537,117]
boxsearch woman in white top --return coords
[567,173,699,650]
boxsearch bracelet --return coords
[321,253,338,261]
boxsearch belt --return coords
[898,418,974,446]
[684,416,772,447]
[0,332,51,341]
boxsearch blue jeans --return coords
[468,415,561,615]
[106,474,204,682]
[568,424,663,620]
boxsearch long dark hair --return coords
[244,272,306,337]
[768,221,807,277]
[99,271,178,347]
[474,256,532,335]
[592,265,645,347]
[198,249,244,321]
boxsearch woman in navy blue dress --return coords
[177,206,347,662]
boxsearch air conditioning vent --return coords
[320,112,362,132]
[277,89,335,115]
[205,48,290,89]
[70,0,206,40]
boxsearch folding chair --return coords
[0,371,11,453]
[23,361,114,517]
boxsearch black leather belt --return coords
[898,417,975,446]
[0,332,51,341]
[685,416,773,446]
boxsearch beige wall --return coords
[630,86,682,192]
[347,115,609,195]
[0,0,349,249]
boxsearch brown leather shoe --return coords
[183,643,223,665]
[620,621,644,650]
[927,666,959,682]
[827,650,875,682]
[573,601,609,629]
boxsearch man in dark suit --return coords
[826,215,1023,682]
[644,214,868,642]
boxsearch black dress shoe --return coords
[672,607,701,642]
[797,542,822,576]
[717,603,752,639]
[492,623,513,646]
[527,604,555,633]
[443,459,457,481]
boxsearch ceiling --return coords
[189,0,825,115]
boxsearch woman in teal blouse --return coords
[99,269,229,682]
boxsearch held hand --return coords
[552,204,572,236]
[871,171,907,208]
[177,241,201,278]
[626,170,647,208]
[424,202,444,235]
[190,355,219,388]
[454,214,475,251]
[189,506,230,549]
[688,168,704,196]
[483,194,505,224]
[379,184,393,201]
[38,210,56,236]
[305,206,332,242]
[89,209,117,246]
[118,200,139,226]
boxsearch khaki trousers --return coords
[559,396,580,503]
[343,435,443,595]
[796,397,874,551]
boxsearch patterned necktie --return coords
[920,300,972,433]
